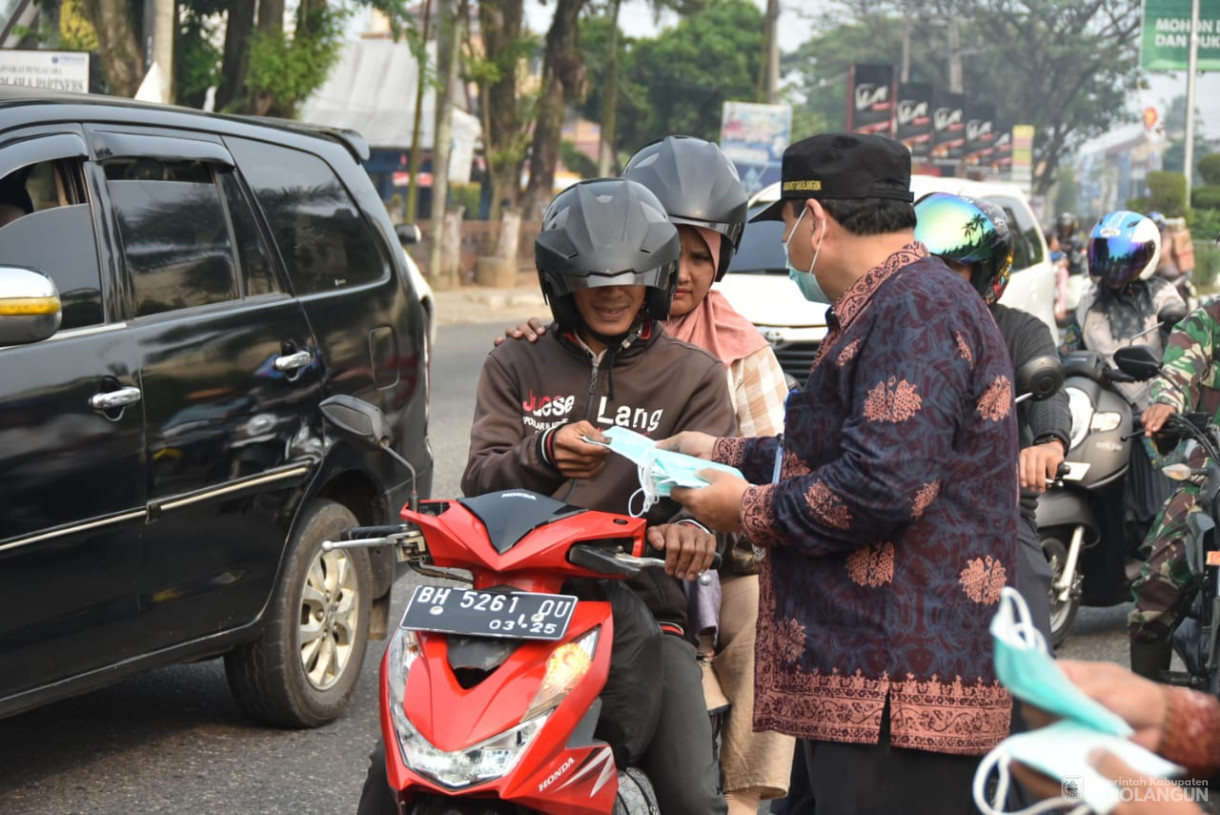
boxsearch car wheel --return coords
[1042,536,1078,648]
[225,499,372,727]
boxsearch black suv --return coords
[0,87,432,727]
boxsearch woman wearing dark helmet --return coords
[623,136,795,815]
[914,192,1069,646]
[464,177,735,815]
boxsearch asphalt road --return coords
[0,320,1135,814]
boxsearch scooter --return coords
[318,394,675,814]
[1035,335,1179,647]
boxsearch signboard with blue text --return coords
[720,101,792,196]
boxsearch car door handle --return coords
[90,386,142,410]
[274,350,312,372]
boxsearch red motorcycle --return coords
[320,395,665,814]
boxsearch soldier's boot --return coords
[1130,639,1173,680]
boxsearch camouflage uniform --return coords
[1129,301,1220,643]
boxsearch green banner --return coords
[1141,0,1220,70]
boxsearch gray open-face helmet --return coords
[622,136,747,281]
[535,177,680,331]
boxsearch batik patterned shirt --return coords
[713,243,1020,755]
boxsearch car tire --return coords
[225,498,372,728]
[1042,536,1078,648]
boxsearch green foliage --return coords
[1198,153,1220,187]
[1147,170,1187,216]
[176,6,222,108]
[1192,186,1220,212]
[614,0,764,150]
[560,139,598,179]
[244,3,350,118]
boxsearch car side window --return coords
[227,138,389,295]
[218,171,281,297]
[0,158,103,329]
[104,158,238,317]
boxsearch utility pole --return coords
[405,0,433,225]
[947,16,963,93]
[765,0,779,103]
[901,17,912,82]
[1185,0,1200,207]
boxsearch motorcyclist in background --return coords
[1059,211,1186,583]
[1052,213,1088,325]
[1130,302,1220,680]
[915,193,1069,644]
[1056,212,1087,277]
[1150,210,1198,309]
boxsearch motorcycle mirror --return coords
[320,394,420,512]
[1158,302,1188,332]
[395,223,422,246]
[1113,345,1162,381]
[1014,354,1064,402]
[320,394,392,446]
[1162,463,1194,481]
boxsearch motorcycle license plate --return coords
[401,585,576,641]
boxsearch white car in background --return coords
[716,175,1057,385]
[396,223,436,349]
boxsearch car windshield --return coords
[727,210,786,275]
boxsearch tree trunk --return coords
[257,0,285,34]
[477,0,527,220]
[216,0,256,112]
[597,0,621,177]
[80,0,143,97]
[429,0,462,286]
[521,0,585,217]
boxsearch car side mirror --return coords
[1158,302,1187,332]
[1113,345,1162,381]
[395,223,422,246]
[1014,354,1063,403]
[320,394,392,447]
[0,266,62,345]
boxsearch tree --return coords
[79,0,141,96]
[466,0,536,220]
[613,0,763,151]
[521,0,586,218]
[787,0,1142,195]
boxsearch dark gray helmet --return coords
[535,178,680,331]
[622,135,747,281]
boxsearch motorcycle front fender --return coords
[1035,490,1098,540]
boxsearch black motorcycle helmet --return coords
[535,178,680,333]
[914,193,1014,305]
[621,136,747,281]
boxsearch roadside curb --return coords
[433,287,548,326]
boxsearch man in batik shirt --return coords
[663,132,1019,814]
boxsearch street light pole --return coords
[1185,0,1200,208]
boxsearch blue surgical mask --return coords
[971,588,1183,815]
[784,207,830,304]
[588,426,744,516]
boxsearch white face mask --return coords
[784,207,831,304]
[585,426,743,516]
[972,589,1184,815]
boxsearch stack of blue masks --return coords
[587,426,744,516]
[973,587,1183,815]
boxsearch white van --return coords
[716,175,1057,384]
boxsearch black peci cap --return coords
[753,132,914,221]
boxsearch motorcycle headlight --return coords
[385,626,599,789]
[1066,387,1093,451]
